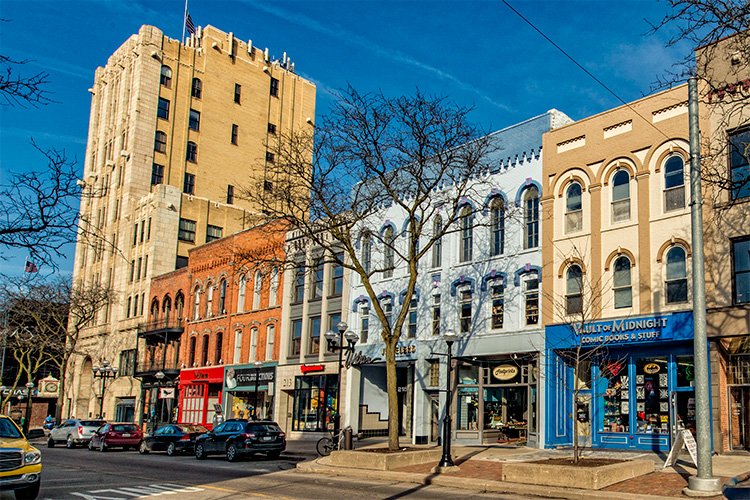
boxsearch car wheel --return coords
[88,440,94,451]
[99,441,107,452]
[226,443,239,462]
[195,443,206,460]
[47,438,54,448]
[166,442,176,456]
[267,450,281,459]
[139,441,149,454]
[14,481,40,500]
[66,435,75,449]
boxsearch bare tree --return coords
[242,86,500,450]
[0,275,113,421]
[0,31,54,108]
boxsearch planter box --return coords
[501,459,654,490]
[327,448,443,471]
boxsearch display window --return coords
[291,375,338,432]
[601,359,629,433]
[635,356,669,435]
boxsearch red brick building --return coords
[138,219,287,429]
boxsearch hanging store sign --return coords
[159,387,176,399]
[492,365,519,381]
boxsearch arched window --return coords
[188,336,197,367]
[150,299,159,321]
[233,330,243,364]
[201,335,209,366]
[253,270,262,309]
[269,267,279,307]
[524,188,539,249]
[664,156,686,211]
[214,332,223,365]
[154,131,167,153]
[160,65,172,87]
[565,182,583,233]
[362,230,372,274]
[192,286,201,320]
[612,170,630,222]
[163,296,172,324]
[205,282,213,317]
[191,78,202,99]
[566,265,583,315]
[432,216,443,268]
[459,205,473,263]
[490,197,504,256]
[218,279,227,314]
[186,141,198,162]
[250,327,258,361]
[613,256,632,309]
[383,227,395,278]
[265,324,275,360]
[237,275,246,313]
[666,247,688,303]
[175,292,184,321]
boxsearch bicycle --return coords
[316,428,347,456]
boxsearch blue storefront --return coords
[545,311,702,452]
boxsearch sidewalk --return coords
[296,442,750,499]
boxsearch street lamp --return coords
[438,331,458,468]
[324,321,358,446]
[154,370,165,431]
[252,360,263,420]
[23,382,34,434]
[92,360,118,419]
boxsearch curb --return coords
[296,460,684,500]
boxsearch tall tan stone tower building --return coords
[67,25,315,421]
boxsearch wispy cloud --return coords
[243,1,514,113]
[2,127,87,146]
[5,49,93,81]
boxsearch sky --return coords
[0,0,693,277]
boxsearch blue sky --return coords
[0,0,691,276]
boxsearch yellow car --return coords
[0,415,41,499]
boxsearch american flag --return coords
[24,260,39,273]
[186,12,196,35]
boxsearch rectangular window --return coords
[432,294,440,336]
[264,180,273,192]
[730,127,750,199]
[191,78,202,99]
[459,290,472,334]
[157,98,170,120]
[189,109,200,131]
[733,237,750,304]
[227,185,234,204]
[266,151,275,163]
[524,276,539,326]
[309,316,321,355]
[140,221,145,243]
[291,319,302,356]
[491,284,504,329]
[383,300,393,328]
[328,313,341,353]
[429,360,440,387]
[407,298,417,338]
[360,307,369,344]
[270,77,279,97]
[331,253,344,296]
[143,255,148,279]
[206,225,223,243]
[268,123,276,134]
[178,218,196,242]
[129,260,135,283]
[294,264,305,303]
[231,124,238,145]
[183,173,195,194]
[176,255,188,269]
[133,223,138,246]
[234,83,241,104]
[151,163,164,185]
[311,259,324,299]
[126,296,132,318]
[147,218,151,240]
[186,142,198,162]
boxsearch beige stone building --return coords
[67,24,315,421]
[541,86,696,452]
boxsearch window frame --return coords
[613,256,633,309]
[732,236,750,305]
[154,131,167,153]
[291,320,302,356]
[729,127,750,200]
[206,224,223,243]
[270,77,279,97]
[459,206,473,263]
[432,216,443,268]
[565,182,583,233]
[490,197,505,256]
[157,97,170,120]
[611,170,631,223]
[491,283,504,329]
[459,288,472,334]
[183,173,195,194]
[186,141,198,163]
[523,274,539,326]
[178,218,196,243]
[188,109,200,131]
[665,246,688,304]
[231,124,238,145]
[664,155,686,212]
[524,188,539,249]
[383,227,395,278]
[160,65,172,88]
[191,78,202,99]
[234,83,241,104]
[151,163,164,185]
[566,265,583,315]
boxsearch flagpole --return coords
[182,0,189,44]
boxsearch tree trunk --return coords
[573,391,579,464]
[55,354,70,422]
[384,338,400,450]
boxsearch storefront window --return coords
[457,364,479,385]
[456,388,479,430]
[292,375,338,432]
[601,360,629,433]
[483,387,527,437]
[676,356,695,388]
[635,357,669,434]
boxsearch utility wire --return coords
[501,0,674,142]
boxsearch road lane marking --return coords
[69,483,203,499]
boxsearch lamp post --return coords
[324,321,358,445]
[23,382,34,434]
[154,370,165,431]
[252,360,263,420]
[92,360,118,419]
[438,331,458,468]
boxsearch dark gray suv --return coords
[194,420,285,461]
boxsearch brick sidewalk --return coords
[394,459,730,498]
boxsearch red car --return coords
[88,423,143,452]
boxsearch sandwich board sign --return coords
[665,429,698,468]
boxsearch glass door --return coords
[730,387,750,450]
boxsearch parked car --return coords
[47,419,105,448]
[194,420,285,461]
[0,415,41,499]
[88,423,143,452]
[138,424,208,456]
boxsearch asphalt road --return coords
[9,445,546,500]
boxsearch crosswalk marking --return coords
[69,483,203,499]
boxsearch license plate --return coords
[123,433,131,437]
[262,436,272,442]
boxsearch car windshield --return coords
[179,425,208,433]
[80,420,105,427]
[246,424,281,433]
[112,424,139,432]
[0,418,23,439]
